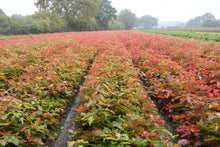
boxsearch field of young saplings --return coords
[0,31,219,146]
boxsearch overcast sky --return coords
[1,0,220,22]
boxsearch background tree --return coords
[95,0,116,30]
[108,20,125,30]
[185,12,216,28]
[117,9,137,30]
[202,20,220,27]
[0,9,6,16]
[202,13,215,22]
[0,0,120,35]
[138,15,158,29]
[32,10,67,33]
[35,0,100,30]
[0,15,10,34]
[218,19,220,24]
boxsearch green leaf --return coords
[105,108,115,114]
[10,136,19,146]
[1,114,7,120]
[68,141,77,146]
[0,123,10,126]
[19,117,24,124]
[88,116,94,126]
[115,133,121,139]
[204,135,220,143]
[0,140,6,146]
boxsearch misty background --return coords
[0,0,220,35]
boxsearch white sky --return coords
[1,0,220,22]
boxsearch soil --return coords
[52,95,80,147]
[138,74,177,144]
[49,55,97,147]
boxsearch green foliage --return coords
[95,0,117,30]
[139,29,220,42]
[0,11,67,35]
[0,0,119,35]
[70,18,97,31]
[32,10,67,33]
[35,0,100,30]
[108,20,125,30]
[185,12,219,28]
[202,20,220,28]
[118,9,138,30]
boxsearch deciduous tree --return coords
[35,0,100,29]
[117,9,137,30]
[138,15,158,29]
[95,0,117,30]
[185,12,216,28]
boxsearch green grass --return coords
[137,30,220,42]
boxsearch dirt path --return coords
[138,74,177,143]
[53,95,80,147]
[49,55,97,147]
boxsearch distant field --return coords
[138,29,220,42]
[155,27,220,32]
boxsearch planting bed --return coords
[116,31,220,146]
[0,31,219,147]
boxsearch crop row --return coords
[157,28,220,32]
[115,31,220,146]
[68,34,173,146]
[138,30,220,42]
[0,33,97,146]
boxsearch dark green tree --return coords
[32,10,67,33]
[35,0,100,30]
[0,15,10,34]
[95,0,117,30]
[138,15,158,29]
[117,9,138,30]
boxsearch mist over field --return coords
[0,0,220,35]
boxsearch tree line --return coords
[185,13,220,28]
[0,0,158,35]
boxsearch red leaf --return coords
[212,106,220,112]
[79,106,86,110]
[0,132,10,136]
[179,114,186,119]
[35,118,41,125]
[132,119,139,127]
[172,115,178,121]
[217,82,220,88]
[28,137,43,144]
[73,106,86,111]
[19,140,27,144]
[0,77,8,81]
[213,89,220,96]
[43,112,53,116]
[210,80,216,84]
[203,70,210,75]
